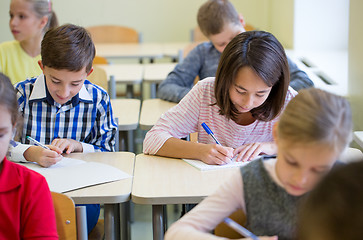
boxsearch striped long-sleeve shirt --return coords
[143,77,297,155]
[9,74,117,162]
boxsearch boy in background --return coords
[158,0,313,103]
[9,23,117,234]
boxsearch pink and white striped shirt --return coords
[143,77,297,155]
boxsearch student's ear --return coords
[272,122,279,144]
[86,67,94,77]
[39,16,49,30]
[239,13,246,27]
[38,60,44,71]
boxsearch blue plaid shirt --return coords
[9,75,117,162]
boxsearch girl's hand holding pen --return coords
[233,142,276,162]
[200,143,234,165]
[23,145,63,168]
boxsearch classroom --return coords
[0,0,363,240]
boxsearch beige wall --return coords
[0,0,291,46]
[349,0,363,131]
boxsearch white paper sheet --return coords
[20,157,131,193]
[183,158,249,171]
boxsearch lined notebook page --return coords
[183,158,249,171]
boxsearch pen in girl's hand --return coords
[224,217,260,240]
[201,122,221,145]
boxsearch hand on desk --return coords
[233,142,277,162]
[24,145,63,168]
[51,138,83,154]
[200,144,234,165]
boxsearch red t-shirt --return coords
[0,157,58,239]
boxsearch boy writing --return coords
[158,0,313,103]
[9,23,117,233]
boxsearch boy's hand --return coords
[24,145,63,168]
[200,144,234,165]
[233,142,276,162]
[51,138,83,154]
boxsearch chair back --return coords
[51,192,77,240]
[93,56,108,65]
[87,25,140,43]
[214,209,247,239]
[88,65,108,92]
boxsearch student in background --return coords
[9,24,117,234]
[298,160,363,240]
[0,73,58,240]
[158,0,313,103]
[144,31,297,164]
[0,0,58,84]
[165,88,352,240]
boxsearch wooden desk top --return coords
[161,42,189,58]
[65,152,135,204]
[132,154,238,204]
[111,99,140,131]
[139,98,177,130]
[143,63,177,83]
[95,43,164,59]
[97,64,144,84]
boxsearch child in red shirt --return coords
[0,72,58,240]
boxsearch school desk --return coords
[95,43,164,62]
[139,98,177,130]
[131,154,238,240]
[111,99,141,152]
[97,64,144,98]
[161,42,189,62]
[143,63,177,98]
[65,152,135,240]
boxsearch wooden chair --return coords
[87,25,141,44]
[214,209,247,239]
[88,65,109,93]
[51,192,87,240]
[93,56,108,65]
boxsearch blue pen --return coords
[224,218,260,240]
[201,122,221,145]
[26,136,50,150]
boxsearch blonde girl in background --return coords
[0,0,58,84]
[165,88,353,240]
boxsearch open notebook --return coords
[20,157,131,193]
[183,155,276,171]
[183,158,249,171]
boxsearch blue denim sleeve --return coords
[157,46,204,102]
[287,57,314,91]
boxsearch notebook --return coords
[20,157,131,193]
[183,158,249,171]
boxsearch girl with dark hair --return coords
[144,31,295,164]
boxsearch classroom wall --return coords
[0,0,292,47]
[349,0,363,131]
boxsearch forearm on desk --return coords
[155,137,206,160]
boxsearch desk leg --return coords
[150,83,156,99]
[104,203,120,240]
[152,205,165,240]
[127,130,134,153]
[126,84,134,98]
[120,201,131,240]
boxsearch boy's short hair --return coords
[197,0,241,37]
[41,24,95,73]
